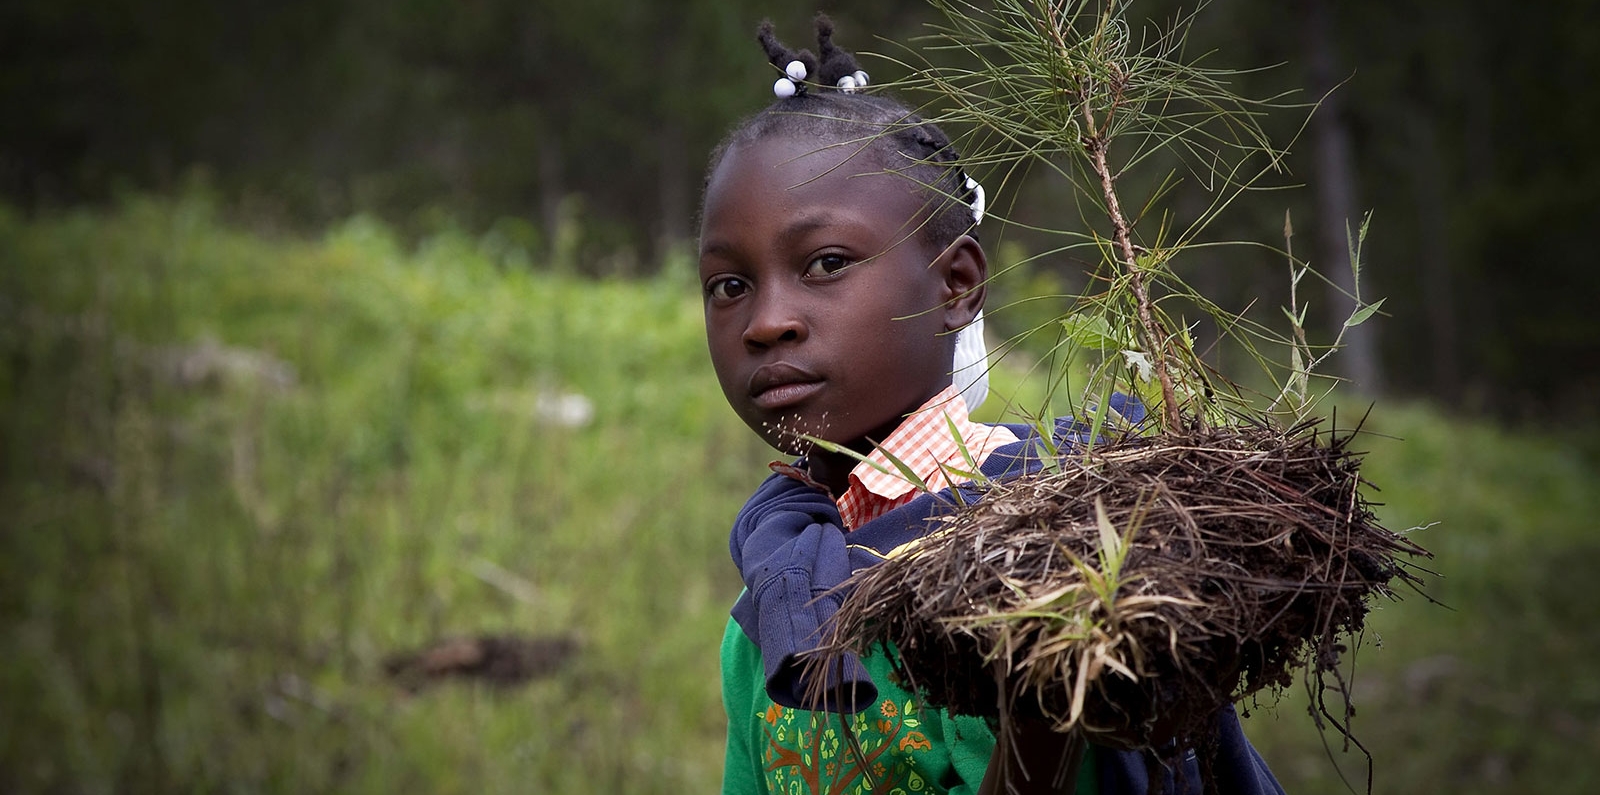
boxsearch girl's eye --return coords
[706,276,750,302]
[804,253,852,277]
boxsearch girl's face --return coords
[697,134,983,456]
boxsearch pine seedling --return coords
[871,0,1363,429]
[811,3,1432,788]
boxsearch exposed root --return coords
[810,420,1429,766]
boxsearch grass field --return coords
[2,197,1596,793]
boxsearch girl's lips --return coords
[751,379,824,410]
[749,362,824,410]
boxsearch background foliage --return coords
[2,0,1598,792]
[4,0,1597,417]
[1,197,756,793]
[3,199,1597,793]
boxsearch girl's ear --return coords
[939,234,987,331]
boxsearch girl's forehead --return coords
[725,135,864,179]
[707,135,914,213]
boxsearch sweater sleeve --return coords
[728,473,876,713]
[1093,708,1284,795]
[720,616,765,795]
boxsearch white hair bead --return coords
[836,75,858,93]
[773,78,797,98]
[853,70,869,87]
[785,60,808,81]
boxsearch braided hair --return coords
[704,15,982,250]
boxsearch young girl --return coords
[699,17,1282,795]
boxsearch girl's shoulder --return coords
[985,392,1151,471]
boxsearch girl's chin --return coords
[764,427,827,455]
[749,411,842,454]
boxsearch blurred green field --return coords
[2,198,1596,793]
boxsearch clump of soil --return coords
[384,633,577,691]
[813,420,1429,755]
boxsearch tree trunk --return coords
[1406,105,1460,402]
[1303,0,1383,395]
[538,132,563,265]
[655,121,690,266]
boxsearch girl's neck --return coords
[805,448,859,496]
[804,392,933,495]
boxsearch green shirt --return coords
[720,617,1097,795]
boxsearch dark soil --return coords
[384,633,578,691]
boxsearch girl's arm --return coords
[728,472,876,712]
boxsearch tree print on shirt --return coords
[761,697,936,795]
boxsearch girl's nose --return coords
[743,289,808,349]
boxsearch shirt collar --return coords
[765,384,1021,530]
[845,384,1001,504]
